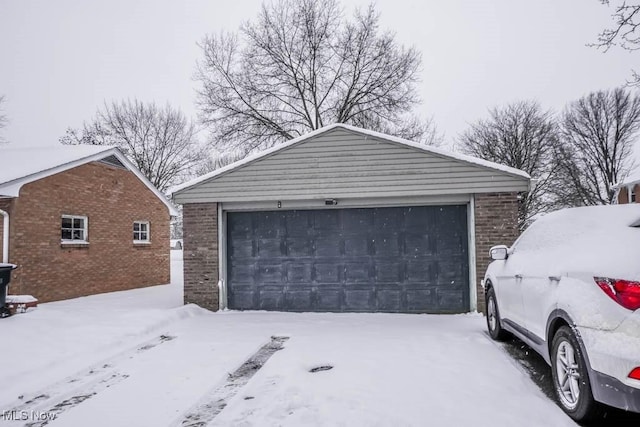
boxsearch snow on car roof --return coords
[536,203,639,231]
[513,204,640,279]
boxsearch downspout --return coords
[0,209,8,264]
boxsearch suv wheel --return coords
[551,326,600,421]
[485,287,509,341]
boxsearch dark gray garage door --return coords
[227,205,469,313]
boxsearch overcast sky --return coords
[1,0,638,165]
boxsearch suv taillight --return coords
[595,278,640,311]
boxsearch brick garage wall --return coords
[7,161,170,302]
[182,202,218,310]
[474,192,520,312]
[0,198,14,263]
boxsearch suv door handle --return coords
[549,276,560,282]
[515,274,523,280]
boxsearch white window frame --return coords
[133,221,150,244]
[631,186,637,203]
[61,214,88,244]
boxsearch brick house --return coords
[614,173,640,204]
[0,145,177,302]
[172,124,530,314]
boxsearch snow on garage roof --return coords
[613,171,640,188]
[0,145,113,186]
[0,145,177,215]
[171,123,531,195]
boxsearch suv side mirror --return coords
[489,245,509,260]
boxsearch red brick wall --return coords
[474,192,520,312]
[6,161,170,302]
[617,185,639,204]
[182,203,218,310]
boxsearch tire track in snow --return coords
[2,334,176,426]
[174,335,289,427]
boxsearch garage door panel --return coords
[374,209,404,230]
[315,238,342,256]
[257,264,283,283]
[256,213,283,238]
[405,206,434,228]
[345,263,370,282]
[229,288,256,310]
[314,263,342,283]
[344,289,373,311]
[343,209,373,229]
[258,288,284,310]
[314,210,340,230]
[228,238,254,258]
[257,238,283,257]
[372,234,399,255]
[405,234,433,256]
[374,262,402,282]
[344,237,369,256]
[284,211,312,235]
[436,235,466,255]
[405,261,434,282]
[377,290,402,311]
[287,263,313,283]
[286,238,314,256]
[229,213,253,237]
[406,289,435,311]
[316,290,341,310]
[437,259,467,279]
[436,289,466,312]
[227,205,469,313]
[228,263,255,283]
[285,289,314,310]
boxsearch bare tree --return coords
[593,1,640,84]
[60,100,203,192]
[0,95,8,143]
[458,101,559,230]
[195,149,249,176]
[555,87,640,206]
[196,0,437,154]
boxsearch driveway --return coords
[0,310,576,426]
[0,253,593,426]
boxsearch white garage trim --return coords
[218,203,227,311]
[468,195,477,312]
[222,194,471,212]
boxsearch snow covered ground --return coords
[0,251,577,427]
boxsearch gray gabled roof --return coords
[173,123,530,196]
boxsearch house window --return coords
[61,215,88,242]
[631,187,637,203]
[133,221,150,243]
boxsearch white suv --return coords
[484,204,640,421]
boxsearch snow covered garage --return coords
[172,124,530,313]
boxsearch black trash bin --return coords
[0,263,17,318]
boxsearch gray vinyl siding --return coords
[174,128,529,204]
